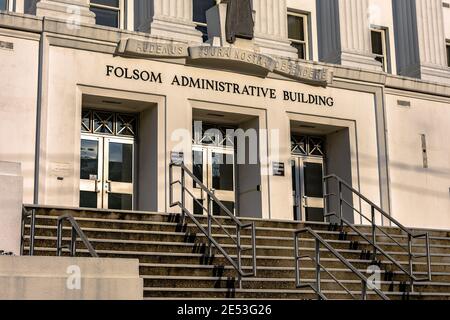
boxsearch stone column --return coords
[36,0,95,24]
[393,0,449,83]
[0,162,23,256]
[253,0,297,58]
[414,0,448,83]
[136,0,203,44]
[318,0,381,70]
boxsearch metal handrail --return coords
[323,174,432,292]
[21,206,36,256]
[295,228,389,300]
[56,213,98,258]
[169,162,257,284]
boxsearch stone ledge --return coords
[0,256,143,300]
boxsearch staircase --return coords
[21,206,450,300]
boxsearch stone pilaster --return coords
[318,0,381,70]
[253,0,297,58]
[135,0,203,44]
[36,0,95,24]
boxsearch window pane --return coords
[91,0,119,8]
[80,139,99,180]
[108,143,133,183]
[0,0,7,11]
[24,0,36,14]
[108,193,132,210]
[93,112,114,134]
[193,0,216,24]
[213,201,235,216]
[447,45,450,67]
[193,150,204,188]
[292,42,306,60]
[303,162,323,198]
[211,153,234,191]
[288,15,305,41]
[91,7,119,28]
[306,208,324,222]
[371,31,383,55]
[80,191,97,209]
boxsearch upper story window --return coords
[371,28,390,73]
[0,0,8,11]
[193,0,216,42]
[90,0,121,28]
[288,11,310,60]
[446,40,450,67]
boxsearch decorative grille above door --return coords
[291,135,325,157]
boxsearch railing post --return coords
[207,192,213,257]
[338,180,343,228]
[361,280,367,300]
[252,222,257,277]
[295,233,300,287]
[408,233,414,293]
[371,206,377,260]
[425,233,432,281]
[169,164,173,206]
[315,239,321,299]
[323,178,328,221]
[56,219,63,257]
[237,224,242,288]
[181,166,186,225]
[29,209,36,256]
[70,226,77,257]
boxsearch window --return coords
[288,12,309,60]
[0,0,8,11]
[90,0,121,28]
[193,0,216,42]
[446,41,450,67]
[371,28,389,72]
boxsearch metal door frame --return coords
[80,133,135,210]
[192,144,236,214]
[292,155,325,222]
[80,135,104,208]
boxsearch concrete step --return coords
[29,215,450,250]
[26,225,450,255]
[30,208,450,239]
[22,208,450,300]
[142,275,450,293]
[23,235,450,265]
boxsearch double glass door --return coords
[80,135,134,210]
[292,156,325,222]
[192,146,236,216]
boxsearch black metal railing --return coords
[56,213,98,257]
[21,206,98,258]
[169,162,257,285]
[295,228,389,300]
[323,174,432,292]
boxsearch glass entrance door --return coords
[80,135,134,210]
[292,157,325,222]
[192,146,236,215]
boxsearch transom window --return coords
[90,0,121,28]
[371,28,389,73]
[288,11,309,60]
[291,135,325,157]
[193,122,236,148]
[82,110,138,138]
[193,0,216,42]
[446,40,450,67]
